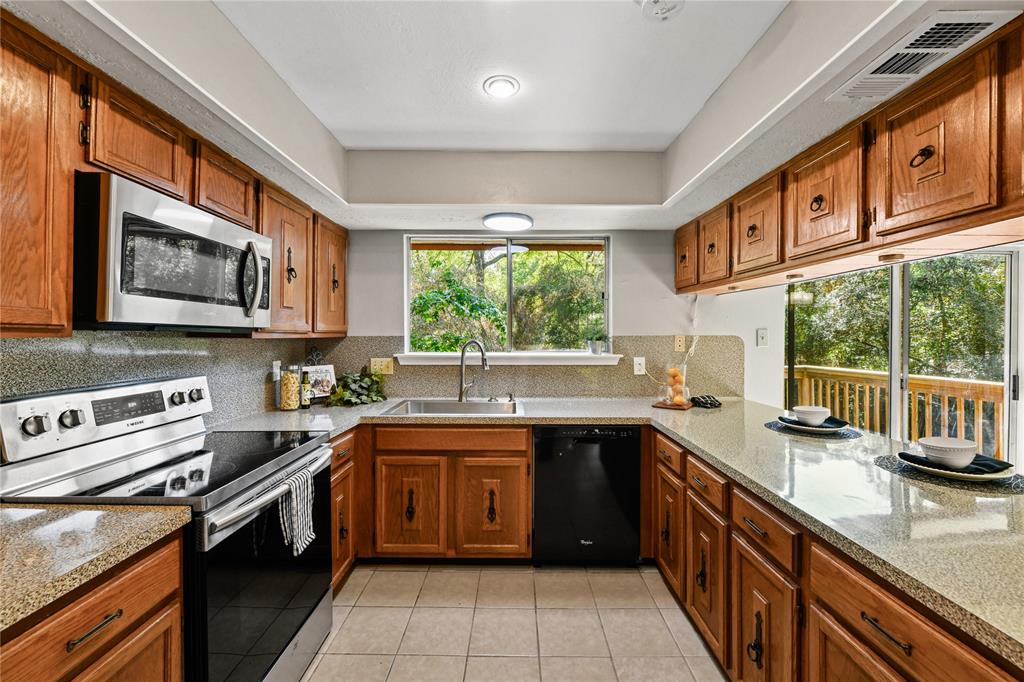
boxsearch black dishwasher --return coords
[533,425,641,565]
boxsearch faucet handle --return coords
[508,392,515,402]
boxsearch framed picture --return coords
[302,364,336,400]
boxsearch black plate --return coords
[778,415,849,430]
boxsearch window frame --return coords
[402,234,614,359]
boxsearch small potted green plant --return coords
[324,366,387,406]
[584,328,608,354]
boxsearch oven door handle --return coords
[207,445,331,534]
[244,240,263,319]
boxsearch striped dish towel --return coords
[278,466,316,556]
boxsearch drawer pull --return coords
[861,611,913,656]
[743,516,768,538]
[695,547,707,591]
[691,474,707,490]
[66,608,123,652]
[809,194,825,212]
[746,611,764,669]
[334,448,351,460]
[658,450,672,463]
[487,489,497,523]
[405,489,416,522]
[746,224,758,238]
[909,145,935,168]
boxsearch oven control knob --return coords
[188,388,205,403]
[187,468,205,482]
[58,408,86,429]
[169,475,187,490]
[170,391,187,406]
[21,414,51,437]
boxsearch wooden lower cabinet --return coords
[654,464,684,598]
[685,490,729,666]
[332,460,355,587]
[807,604,903,682]
[375,455,447,555]
[453,456,530,556]
[731,532,798,682]
[74,601,182,682]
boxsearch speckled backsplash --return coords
[310,335,744,399]
[0,331,305,426]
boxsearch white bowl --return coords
[918,437,976,469]
[791,405,831,426]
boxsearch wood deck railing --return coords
[785,365,1005,458]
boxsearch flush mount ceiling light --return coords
[483,74,520,99]
[486,244,529,258]
[635,0,684,22]
[483,212,533,232]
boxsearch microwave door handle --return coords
[245,241,263,318]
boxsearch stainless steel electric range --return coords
[0,377,332,682]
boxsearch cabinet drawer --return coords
[731,488,801,575]
[375,427,529,452]
[332,430,356,469]
[653,433,684,476]
[2,537,181,681]
[685,457,728,514]
[810,545,1012,682]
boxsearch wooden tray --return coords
[652,400,692,411]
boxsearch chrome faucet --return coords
[458,339,490,401]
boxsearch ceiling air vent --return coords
[827,10,1020,103]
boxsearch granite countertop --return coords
[220,397,1024,667]
[0,503,191,631]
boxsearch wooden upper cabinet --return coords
[697,204,731,282]
[874,45,998,235]
[453,456,530,556]
[807,605,903,682]
[674,221,698,289]
[332,460,355,587]
[685,490,729,666]
[313,215,348,335]
[88,79,192,200]
[194,142,257,228]
[733,175,782,274]
[785,126,863,259]
[731,533,798,682]
[258,184,314,334]
[654,465,684,597]
[0,23,76,337]
[375,455,447,555]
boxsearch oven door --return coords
[98,173,272,329]
[193,461,331,681]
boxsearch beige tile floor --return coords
[301,564,728,682]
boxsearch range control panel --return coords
[0,377,212,463]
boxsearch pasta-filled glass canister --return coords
[280,365,301,411]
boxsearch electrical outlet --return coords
[674,335,686,352]
[756,328,769,348]
[633,357,646,375]
[370,358,394,375]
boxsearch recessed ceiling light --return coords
[483,212,532,232]
[483,75,520,99]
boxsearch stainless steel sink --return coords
[383,399,521,416]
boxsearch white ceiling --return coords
[215,0,787,152]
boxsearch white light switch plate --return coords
[756,328,769,347]
[633,357,646,375]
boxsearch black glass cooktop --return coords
[81,431,326,508]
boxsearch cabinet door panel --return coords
[674,222,698,289]
[258,185,313,333]
[0,24,76,336]
[332,461,355,587]
[807,604,904,682]
[314,215,348,334]
[89,79,191,200]
[786,127,863,258]
[73,601,181,682]
[194,142,256,228]
[731,533,798,682]
[875,46,997,234]
[454,456,529,555]
[685,490,728,665]
[655,465,684,597]
[375,456,446,555]
[733,175,782,273]
[697,205,730,282]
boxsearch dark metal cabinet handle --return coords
[691,475,707,490]
[487,489,497,523]
[286,246,298,283]
[331,263,339,293]
[339,509,348,540]
[405,489,415,522]
[746,224,758,238]
[861,612,913,656]
[810,194,825,212]
[334,448,351,461]
[658,449,672,464]
[661,510,671,544]
[695,548,707,591]
[743,516,768,538]
[67,609,123,652]
[706,243,716,254]
[909,145,935,168]
[746,611,764,669]
[679,253,687,263]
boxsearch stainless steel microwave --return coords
[74,172,272,330]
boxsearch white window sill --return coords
[395,352,623,366]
